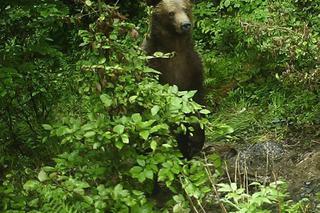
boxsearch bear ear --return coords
[146,0,162,6]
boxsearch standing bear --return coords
[143,0,205,159]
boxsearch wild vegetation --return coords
[0,0,319,212]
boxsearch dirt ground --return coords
[205,134,320,212]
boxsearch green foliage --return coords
[1,0,318,212]
[0,1,210,212]
[0,0,75,167]
[218,181,309,213]
[194,0,319,138]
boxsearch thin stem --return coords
[179,176,200,213]
[203,153,228,213]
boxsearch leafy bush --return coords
[0,0,76,169]
[1,1,210,212]
[218,181,309,213]
[194,0,319,133]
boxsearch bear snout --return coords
[181,22,191,32]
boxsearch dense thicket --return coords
[195,0,319,141]
[0,0,319,212]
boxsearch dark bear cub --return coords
[143,0,205,159]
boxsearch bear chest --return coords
[156,53,195,90]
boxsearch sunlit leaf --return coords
[23,180,39,191]
[100,94,112,107]
[38,170,49,182]
[42,124,52,130]
[139,130,149,140]
[85,0,92,6]
[151,105,160,116]
[150,140,157,151]
[113,124,125,134]
[84,131,96,138]
[121,134,129,144]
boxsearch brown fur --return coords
[143,0,204,158]
[143,0,204,103]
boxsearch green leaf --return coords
[217,124,234,135]
[171,163,181,174]
[132,113,142,123]
[56,126,72,136]
[151,105,160,116]
[82,123,95,131]
[138,173,146,183]
[138,120,156,129]
[202,186,212,194]
[154,153,166,163]
[29,198,39,207]
[144,67,161,74]
[42,166,55,172]
[109,34,117,40]
[97,185,107,196]
[113,124,125,134]
[121,134,129,144]
[144,169,154,180]
[77,181,90,189]
[23,180,39,191]
[184,182,196,196]
[129,95,138,103]
[83,196,93,205]
[217,183,235,192]
[114,184,124,194]
[102,131,112,139]
[158,168,171,181]
[139,130,150,140]
[115,140,124,149]
[93,142,100,149]
[132,190,144,196]
[182,104,192,113]
[137,159,145,166]
[162,161,173,168]
[42,124,52,130]
[153,51,171,58]
[95,201,106,209]
[173,204,190,213]
[170,97,182,110]
[150,124,169,133]
[209,153,222,168]
[183,90,196,99]
[224,0,230,7]
[173,195,185,203]
[230,182,237,191]
[130,166,143,175]
[38,170,49,182]
[150,140,157,151]
[100,94,112,107]
[85,0,92,6]
[171,85,179,93]
[98,57,106,64]
[84,131,96,138]
[200,109,211,114]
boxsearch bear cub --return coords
[143,0,205,159]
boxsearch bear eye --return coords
[168,11,175,16]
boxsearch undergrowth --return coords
[0,0,319,212]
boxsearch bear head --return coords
[147,0,193,35]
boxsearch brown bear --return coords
[143,0,205,159]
